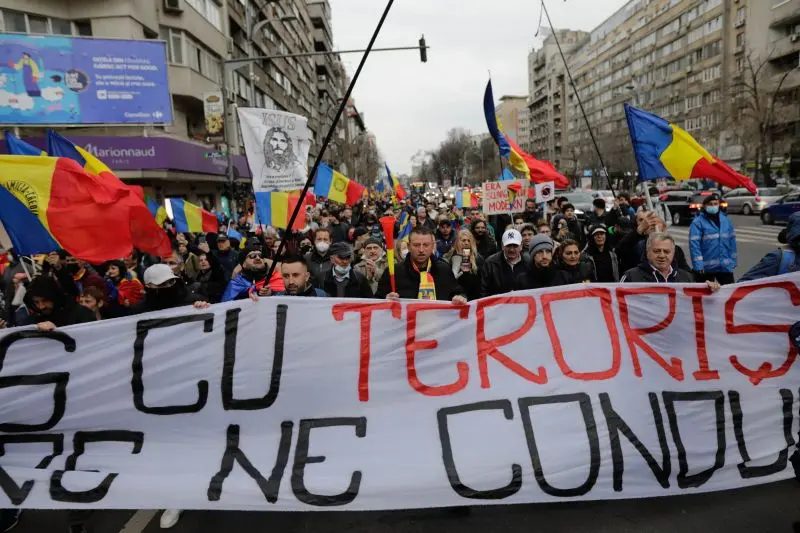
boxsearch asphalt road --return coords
[11,480,800,533]
[666,213,782,279]
[9,213,795,533]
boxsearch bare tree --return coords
[730,50,795,187]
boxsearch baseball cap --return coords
[502,229,523,247]
[143,264,177,286]
[702,193,721,205]
[217,233,230,241]
[590,224,608,236]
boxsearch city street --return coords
[668,214,783,279]
[11,479,800,533]
[8,213,797,533]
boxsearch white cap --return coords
[143,263,177,286]
[502,229,523,247]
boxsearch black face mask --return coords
[242,265,267,281]
[145,285,182,310]
[65,263,80,275]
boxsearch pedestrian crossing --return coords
[668,224,783,246]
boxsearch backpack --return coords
[778,249,797,275]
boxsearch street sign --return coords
[204,151,227,160]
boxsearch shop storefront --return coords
[4,135,251,210]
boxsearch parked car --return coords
[761,190,800,225]
[660,191,728,226]
[561,191,595,221]
[723,187,795,215]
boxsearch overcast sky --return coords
[327,0,630,175]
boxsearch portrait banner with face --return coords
[237,108,311,192]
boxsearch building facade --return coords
[495,95,527,144]
[0,0,371,206]
[526,0,799,185]
[525,29,587,169]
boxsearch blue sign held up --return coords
[0,33,173,125]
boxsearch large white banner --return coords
[237,108,311,192]
[1,276,799,511]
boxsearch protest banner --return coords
[1,275,799,511]
[237,108,311,192]
[483,180,532,215]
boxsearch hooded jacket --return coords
[582,242,620,282]
[19,276,96,327]
[740,212,800,281]
[480,251,529,297]
[518,263,571,290]
[305,249,332,288]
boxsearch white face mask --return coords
[400,250,409,260]
[315,242,330,254]
[430,210,439,220]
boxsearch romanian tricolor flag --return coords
[0,156,160,262]
[625,104,757,193]
[483,80,570,189]
[385,163,407,200]
[145,195,168,227]
[455,189,477,209]
[313,163,365,206]
[254,190,314,230]
[168,198,218,234]
[5,132,46,156]
[47,130,171,256]
[396,210,411,242]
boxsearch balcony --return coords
[770,0,800,28]
[770,35,800,61]
[777,68,800,91]
[168,65,218,102]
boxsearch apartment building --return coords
[0,0,359,205]
[525,0,798,184]
[495,95,527,145]
[525,29,587,169]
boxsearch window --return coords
[1,9,27,32]
[686,94,702,110]
[51,17,72,35]
[736,7,746,24]
[27,14,48,34]
[160,27,184,64]
[736,33,746,48]
[185,0,222,31]
[74,20,92,36]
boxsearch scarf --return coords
[412,259,436,300]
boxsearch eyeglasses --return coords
[247,252,263,260]
[148,279,177,290]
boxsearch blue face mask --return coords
[705,206,720,215]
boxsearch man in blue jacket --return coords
[689,193,737,284]
[740,212,800,281]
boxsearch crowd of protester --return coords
[0,191,799,531]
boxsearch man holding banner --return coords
[376,227,466,304]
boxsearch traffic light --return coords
[419,35,427,63]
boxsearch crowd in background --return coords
[0,189,799,531]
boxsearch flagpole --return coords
[540,0,616,198]
[265,0,396,281]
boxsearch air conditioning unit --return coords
[164,0,183,13]
[735,20,745,28]
[791,34,800,43]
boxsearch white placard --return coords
[482,180,533,215]
[237,108,311,192]
[535,181,555,203]
[1,275,799,511]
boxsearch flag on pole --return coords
[384,163,407,200]
[625,104,757,193]
[4,132,45,156]
[254,190,315,230]
[396,211,412,242]
[313,163,365,206]
[168,199,218,234]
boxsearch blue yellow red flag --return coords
[625,104,756,193]
[4,132,46,156]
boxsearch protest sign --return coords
[237,108,311,192]
[483,180,532,214]
[1,275,799,511]
[535,181,555,203]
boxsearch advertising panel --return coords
[0,33,172,125]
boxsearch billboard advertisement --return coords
[202,91,224,142]
[0,33,173,125]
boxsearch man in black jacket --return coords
[616,210,691,273]
[323,242,373,298]
[621,232,719,294]
[481,228,529,297]
[519,234,571,290]
[376,227,466,304]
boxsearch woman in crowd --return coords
[189,251,226,303]
[103,259,145,317]
[176,241,200,281]
[556,239,595,284]
[582,224,620,282]
[444,229,484,301]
